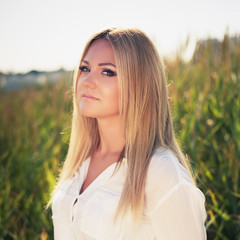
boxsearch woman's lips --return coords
[82,94,99,100]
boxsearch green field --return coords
[0,33,239,239]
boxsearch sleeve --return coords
[149,182,207,240]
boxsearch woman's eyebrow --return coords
[81,60,116,68]
[98,63,116,68]
[82,60,89,65]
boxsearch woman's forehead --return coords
[83,39,115,64]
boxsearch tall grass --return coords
[167,33,240,239]
[0,33,239,239]
[0,77,73,239]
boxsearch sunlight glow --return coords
[0,0,239,73]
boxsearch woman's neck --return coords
[96,116,125,155]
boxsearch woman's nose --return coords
[78,71,96,90]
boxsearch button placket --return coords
[71,195,79,222]
[70,158,91,224]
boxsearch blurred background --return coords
[0,0,239,239]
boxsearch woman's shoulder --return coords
[145,148,206,224]
[58,157,91,192]
[148,147,193,186]
[145,148,199,210]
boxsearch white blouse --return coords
[52,148,207,240]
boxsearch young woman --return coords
[51,28,207,240]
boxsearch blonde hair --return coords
[50,27,195,222]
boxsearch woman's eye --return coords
[102,69,117,77]
[79,66,90,72]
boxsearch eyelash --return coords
[102,69,116,77]
[79,66,117,77]
[79,66,90,72]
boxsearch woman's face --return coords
[77,39,119,119]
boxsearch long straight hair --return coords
[50,28,195,222]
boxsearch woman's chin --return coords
[79,111,97,118]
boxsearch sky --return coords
[0,0,239,73]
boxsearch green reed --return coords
[167,32,240,239]
[0,77,73,239]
